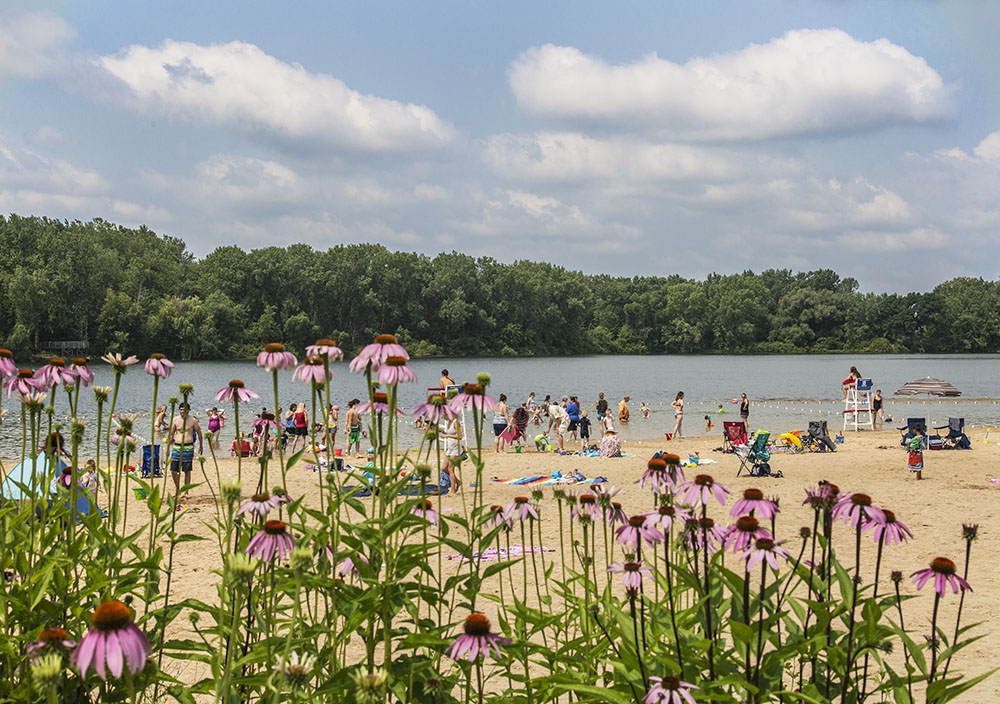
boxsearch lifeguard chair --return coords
[844,378,875,432]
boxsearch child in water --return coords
[640,402,650,418]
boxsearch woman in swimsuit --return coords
[671,391,685,440]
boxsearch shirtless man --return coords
[618,395,631,423]
[346,399,363,455]
[440,369,456,389]
[168,402,203,494]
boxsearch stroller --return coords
[934,417,971,449]
[898,418,927,448]
[808,421,837,452]
[723,421,749,453]
[736,432,776,477]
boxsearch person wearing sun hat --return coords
[599,422,623,457]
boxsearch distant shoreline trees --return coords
[2,214,998,360]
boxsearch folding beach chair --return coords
[934,417,970,449]
[898,418,926,448]
[736,432,771,477]
[722,421,749,453]
[141,444,162,478]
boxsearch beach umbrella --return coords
[893,377,962,397]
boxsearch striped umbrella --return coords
[894,377,962,397]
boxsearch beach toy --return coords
[985,429,991,444]
[133,487,146,500]
[546,444,553,452]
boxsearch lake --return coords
[3,353,999,458]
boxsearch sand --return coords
[14,424,1000,699]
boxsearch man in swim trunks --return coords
[168,402,203,494]
[618,395,630,423]
[346,399,363,454]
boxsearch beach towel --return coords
[445,544,555,563]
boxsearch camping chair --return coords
[808,421,837,452]
[898,418,927,448]
[141,445,162,478]
[736,432,771,477]
[934,417,970,449]
[723,421,749,453]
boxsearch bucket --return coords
[335,448,343,457]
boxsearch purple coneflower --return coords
[246,520,296,561]
[6,369,38,398]
[144,353,174,378]
[803,482,840,511]
[26,627,76,661]
[235,492,280,519]
[731,487,779,519]
[71,600,151,680]
[34,358,76,389]
[608,561,652,592]
[593,483,621,501]
[411,499,439,526]
[724,516,773,553]
[71,358,94,386]
[292,357,331,385]
[644,675,699,704]
[358,392,406,417]
[337,552,368,581]
[744,537,791,571]
[256,343,297,372]
[504,496,538,523]
[832,492,885,528]
[216,379,260,404]
[411,394,459,423]
[0,349,16,379]
[101,352,139,373]
[572,494,599,523]
[617,515,664,551]
[911,557,972,598]
[868,509,912,545]
[679,473,729,507]
[683,517,727,555]
[644,504,689,533]
[487,505,512,531]
[448,383,498,413]
[349,334,409,374]
[605,501,628,526]
[306,339,344,360]
[446,613,510,662]
[377,356,417,385]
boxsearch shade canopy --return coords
[894,377,962,397]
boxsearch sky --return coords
[0,1,998,292]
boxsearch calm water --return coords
[3,354,999,458]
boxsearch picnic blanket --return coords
[446,544,555,563]
[490,471,608,486]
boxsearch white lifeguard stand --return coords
[843,378,875,432]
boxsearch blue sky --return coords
[1,1,998,291]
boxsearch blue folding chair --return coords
[898,418,926,448]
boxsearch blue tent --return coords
[1,452,68,500]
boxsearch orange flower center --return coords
[264,343,286,353]
[743,488,764,501]
[315,339,337,346]
[372,392,388,404]
[39,627,69,641]
[628,515,645,527]
[375,334,398,345]
[647,458,666,471]
[463,612,491,636]
[661,676,681,690]
[229,380,245,388]
[150,353,165,360]
[92,600,132,631]
[72,358,88,366]
[883,509,896,523]
[49,358,65,366]
[462,383,483,394]
[736,516,760,532]
[263,520,287,535]
[755,538,774,550]
[579,495,596,505]
[514,496,528,504]
[931,557,956,575]
[851,493,872,506]
[624,562,641,572]
[658,505,675,516]
[698,517,715,529]
[385,356,407,367]
[0,349,11,358]
[695,474,713,486]
[662,453,681,465]
[17,369,33,379]
[251,493,270,502]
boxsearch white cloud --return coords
[0,138,106,194]
[99,40,456,152]
[973,131,1000,161]
[26,125,70,148]
[0,10,74,79]
[836,227,948,252]
[509,29,953,140]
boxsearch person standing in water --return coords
[168,402,203,496]
[670,392,685,440]
[618,395,630,424]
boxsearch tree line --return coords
[1,214,998,360]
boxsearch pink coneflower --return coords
[572,494,599,523]
[448,383,498,413]
[70,358,94,386]
[803,482,840,511]
[292,357,331,385]
[724,516,773,554]
[246,520,296,561]
[235,493,280,519]
[5,369,38,398]
[731,488,779,519]
[446,613,510,662]
[101,352,139,373]
[411,499,439,526]
[644,504,690,533]
[683,517,727,555]
[868,509,912,545]
[71,600,151,680]
[411,394,459,423]
[912,557,972,598]
[644,675,699,704]
[349,334,409,374]
[306,339,344,360]
[377,356,417,385]
[504,496,538,523]
[216,379,261,404]
[487,505,512,531]
[34,358,76,389]
[832,493,885,528]
[605,501,628,527]
[0,349,17,379]
[617,515,664,552]
[608,561,653,592]
[641,456,684,494]
[26,627,76,661]
[357,392,406,417]
[256,343,297,372]
[144,353,174,378]
[679,474,729,507]
[337,552,368,581]
[744,537,791,571]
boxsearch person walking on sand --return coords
[287,402,308,454]
[168,402,203,496]
[618,395,630,424]
[670,392,685,440]
[441,416,463,493]
[493,393,511,453]
[346,399,363,455]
